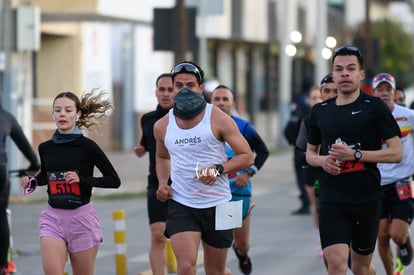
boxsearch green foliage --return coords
[369,19,414,88]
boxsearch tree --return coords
[362,19,414,88]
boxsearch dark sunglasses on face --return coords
[171,63,203,84]
[23,177,37,196]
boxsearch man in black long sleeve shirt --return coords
[0,102,40,274]
[134,73,175,275]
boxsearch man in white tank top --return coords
[154,61,253,275]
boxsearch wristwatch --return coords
[245,167,256,177]
[215,164,224,176]
[354,149,362,161]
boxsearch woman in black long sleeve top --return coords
[21,90,120,275]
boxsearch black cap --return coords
[320,73,334,87]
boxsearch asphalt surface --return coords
[7,149,414,274]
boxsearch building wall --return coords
[33,23,83,148]
[31,0,100,13]
[37,24,82,102]
[28,0,351,151]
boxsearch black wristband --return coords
[246,167,256,177]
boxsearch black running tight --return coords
[0,166,10,269]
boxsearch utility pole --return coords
[277,0,294,148]
[0,0,22,193]
[315,0,328,85]
[0,0,12,104]
[364,0,372,71]
[174,0,187,63]
[198,0,208,75]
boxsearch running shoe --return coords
[4,261,15,274]
[232,243,252,275]
[317,249,324,257]
[394,257,404,275]
[315,245,323,257]
[291,205,310,215]
[399,235,413,266]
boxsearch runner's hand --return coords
[157,184,172,201]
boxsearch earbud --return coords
[76,115,79,121]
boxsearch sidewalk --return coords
[10,148,294,202]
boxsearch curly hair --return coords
[53,88,114,131]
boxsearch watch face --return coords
[355,151,362,159]
[246,168,256,176]
[215,164,224,175]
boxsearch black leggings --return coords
[0,166,10,268]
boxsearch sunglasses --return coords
[23,177,37,196]
[333,45,362,59]
[373,73,395,84]
[171,63,203,84]
[320,73,334,86]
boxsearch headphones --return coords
[76,115,80,121]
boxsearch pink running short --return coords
[39,203,103,253]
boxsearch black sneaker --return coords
[291,206,310,215]
[232,243,252,275]
[399,235,413,266]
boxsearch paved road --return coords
[8,150,414,274]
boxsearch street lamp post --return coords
[277,0,294,148]
[315,0,328,85]
[175,0,187,63]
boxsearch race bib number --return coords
[340,160,365,174]
[395,178,412,200]
[48,171,80,196]
[228,172,237,179]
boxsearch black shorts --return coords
[381,183,414,224]
[147,189,168,224]
[319,200,381,255]
[166,200,233,249]
[303,164,317,187]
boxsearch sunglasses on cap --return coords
[320,73,334,86]
[23,177,37,196]
[171,63,203,84]
[333,45,362,59]
[373,73,395,84]
[373,73,396,89]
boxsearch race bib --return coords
[48,171,80,196]
[395,178,412,200]
[215,200,242,230]
[228,172,237,179]
[340,160,365,174]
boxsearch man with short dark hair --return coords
[394,86,406,107]
[306,46,402,275]
[154,61,254,275]
[134,73,175,275]
[212,85,269,275]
